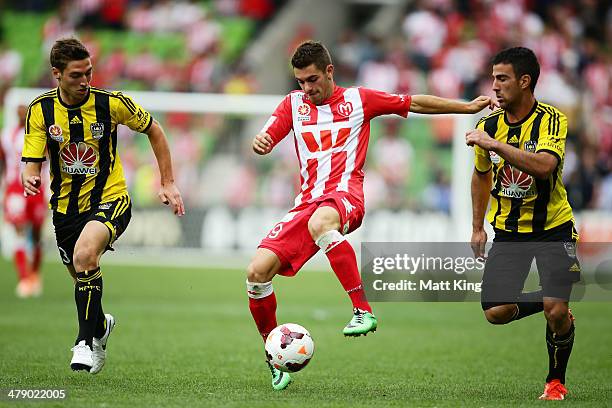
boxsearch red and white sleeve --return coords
[261,94,293,146]
[359,88,412,122]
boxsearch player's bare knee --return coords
[484,306,514,325]
[308,216,339,241]
[544,303,568,326]
[73,245,99,272]
[246,261,273,283]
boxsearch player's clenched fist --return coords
[252,132,273,155]
[465,129,498,150]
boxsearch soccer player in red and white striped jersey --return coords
[247,41,496,390]
[0,105,47,297]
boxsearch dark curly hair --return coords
[492,47,540,92]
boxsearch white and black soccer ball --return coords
[265,323,314,373]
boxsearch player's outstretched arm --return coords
[410,95,498,114]
[145,120,185,216]
[252,132,273,155]
[470,168,492,259]
[21,161,42,196]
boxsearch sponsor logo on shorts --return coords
[98,203,112,210]
[343,221,350,234]
[48,124,64,142]
[563,241,577,258]
[341,197,355,216]
[60,142,98,175]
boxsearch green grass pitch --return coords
[0,257,611,407]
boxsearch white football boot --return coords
[90,314,116,375]
[70,340,93,372]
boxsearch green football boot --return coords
[343,308,377,337]
[267,361,292,391]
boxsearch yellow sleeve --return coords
[112,92,153,133]
[22,103,47,161]
[473,119,491,173]
[536,109,567,162]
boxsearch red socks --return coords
[32,245,42,274]
[14,247,29,281]
[317,230,372,313]
[247,281,277,341]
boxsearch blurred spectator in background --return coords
[0,0,609,213]
[42,0,77,52]
[402,0,447,71]
[357,48,399,93]
[423,168,451,214]
[186,12,221,55]
[0,41,22,102]
[223,59,259,94]
[566,147,599,210]
[371,119,413,210]
[1,105,46,298]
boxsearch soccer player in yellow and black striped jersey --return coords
[21,38,185,374]
[466,47,578,401]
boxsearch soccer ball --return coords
[265,323,314,373]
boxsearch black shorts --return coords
[481,221,581,310]
[52,195,132,265]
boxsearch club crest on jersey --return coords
[500,164,534,198]
[489,151,501,164]
[60,142,98,175]
[297,103,311,122]
[90,122,105,139]
[48,124,64,142]
[338,102,353,117]
[524,140,537,152]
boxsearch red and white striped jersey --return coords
[0,125,25,185]
[262,85,411,209]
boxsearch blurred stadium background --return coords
[0,1,611,406]
[1,0,611,267]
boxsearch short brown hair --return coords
[492,47,540,92]
[291,41,332,72]
[50,38,90,72]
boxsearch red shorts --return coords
[3,181,47,227]
[259,192,365,276]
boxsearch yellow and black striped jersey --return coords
[474,101,574,233]
[22,87,152,215]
